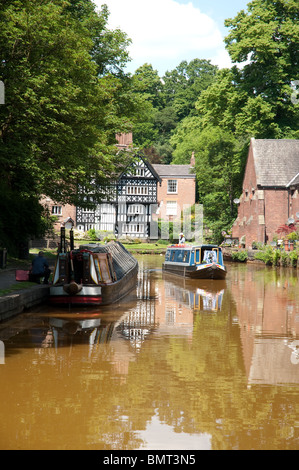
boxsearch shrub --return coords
[288,250,298,267]
[231,250,248,262]
[272,249,281,266]
[254,246,274,265]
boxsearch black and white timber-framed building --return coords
[76,154,162,239]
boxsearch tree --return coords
[172,126,242,241]
[162,59,218,120]
[0,0,136,254]
[170,0,299,241]
[130,59,218,161]
[225,0,299,136]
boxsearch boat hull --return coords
[162,262,227,280]
[49,285,103,305]
[49,263,138,306]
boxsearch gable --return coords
[243,142,257,190]
[120,155,161,182]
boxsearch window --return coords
[166,201,177,216]
[127,186,148,195]
[122,224,144,234]
[167,180,177,194]
[128,205,145,215]
[51,206,62,215]
[135,168,145,177]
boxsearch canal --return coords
[0,255,298,450]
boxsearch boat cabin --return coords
[52,249,117,287]
[164,245,224,266]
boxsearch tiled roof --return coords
[287,172,299,187]
[252,138,299,187]
[153,164,195,178]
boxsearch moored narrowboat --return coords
[162,244,227,280]
[49,236,138,306]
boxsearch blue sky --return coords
[95,0,251,76]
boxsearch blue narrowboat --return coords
[163,244,227,280]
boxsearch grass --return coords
[121,242,168,254]
[73,239,170,254]
[0,281,37,297]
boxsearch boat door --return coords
[212,248,219,263]
[194,248,201,265]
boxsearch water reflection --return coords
[0,257,298,450]
[230,264,299,387]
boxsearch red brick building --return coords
[232,138,299,248]
[40,196,76,232]
[152,161,196,220]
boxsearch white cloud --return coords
[95,0,229,74]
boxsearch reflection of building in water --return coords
[248,338,299,386]
[155,275,225,339]
[115,302,156,352]
[113,269,227,351]
[0,266,227,382]
[114,266,157,351]
[231,269,299,386]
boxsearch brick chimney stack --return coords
[190,151,195,167]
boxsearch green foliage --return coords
[254,245,299,267]
[130,59,218,160]
[162,59,218,120]
[168,0,299,241]
[1,0,299,254]
[231,250,248,262]
[288,250,298,267]
[254,246,276,265]
[87,228,98,241]
[224,0,299,135]
[287,231,298,241]
[172,126,243,242]
[0,183,45,256]
[0,0,140,254]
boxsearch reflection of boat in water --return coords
[162,273,226,312]
[191,286,225,312]
[48,316,114,346]
[49,229,138,306]
[162,244,227,280]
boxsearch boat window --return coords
[202,250,217,263]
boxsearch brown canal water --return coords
[0,255,298,450]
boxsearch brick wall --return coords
[232,144,264,246]
[232,143,299,247]
[157,177,196,219]
[41,197,76,231]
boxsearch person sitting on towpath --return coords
[31,251,51,284]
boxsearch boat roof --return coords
[167,244,220,250]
